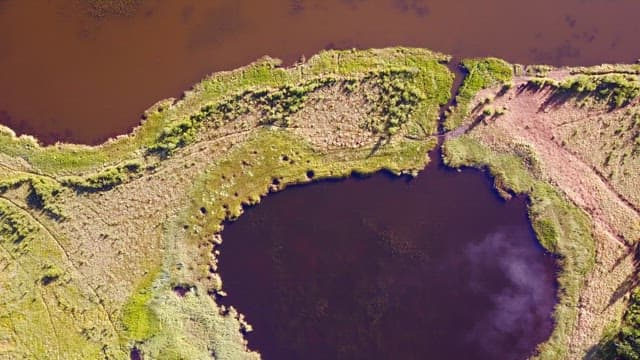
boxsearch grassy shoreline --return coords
[0,47,638,358]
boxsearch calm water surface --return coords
[219,163,558,359]
[1,0,639,143]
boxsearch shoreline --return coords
[0,47,637,359]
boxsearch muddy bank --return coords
[1,0,640,144]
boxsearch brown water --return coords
[1,0,640,144]
[218,163,558,359]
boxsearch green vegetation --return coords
[252,77,337,126]
[0,200,37,243]
[60,160,144,192]
[4,47,635,359]
[189,129,434,237]
[27,177,64,218]
[526,64,555,77]
[526,77,560,90]
[0,175,64,218]
[562,74,640,108]
[120,270,161,342]
[146,78,339,157]
[146,104,215,157]
[601,287,640,359]
[0,197,122,359]
[443,136,595,359]
[569,64,640,76]
[482,106,494,117]
[362,69,426,137]
[527,74,640,108]
[147,61,450,158]
[41,264,64,285]
[443,58,513,131]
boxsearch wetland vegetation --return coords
[0,43,637,359]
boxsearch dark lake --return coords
[219,162,558,359]
[1,0,639,144]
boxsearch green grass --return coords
[443,136,596,359]
[559,74,640,108]
[599,287,640,359]
[0,48,451,177]
[3,46,628,358]
[187,128,435,247]
[0,175,64,218]
[526,73,640,108]
[362,68,427,137]
[120,269,161,342]
[0,198,123,359]
[145,49,452,158]
[444,57,513,131]
[60,160,144,192]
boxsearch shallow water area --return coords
[218,162,558,360]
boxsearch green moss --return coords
[443,136,595,359]
[444,57,514,131]
[121,270,161,342]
